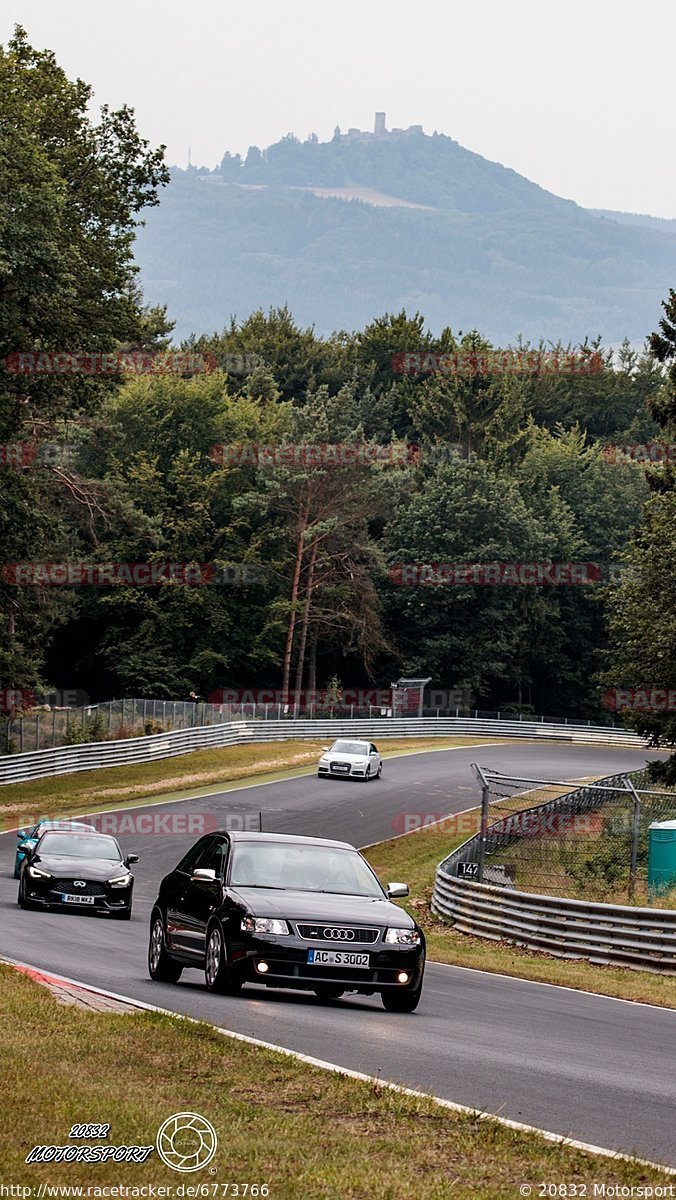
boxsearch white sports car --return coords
[317,739,383,781]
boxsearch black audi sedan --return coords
[18,830,138,919]
[148,831,425,1011]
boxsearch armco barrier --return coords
[431,874,676,973]
[0,717,645,787]
[431,769,676,972]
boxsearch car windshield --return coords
[230,843,384,896]
[331,741,369,756]
[37,833,121,860]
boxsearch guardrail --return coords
[431,874,676,973]
[0,717,645,787]
[431,769,676,972]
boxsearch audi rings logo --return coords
[156,1112,217,1172]
[323,927,355,941]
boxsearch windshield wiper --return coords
[230,883,286,890]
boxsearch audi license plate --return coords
[307,949,369,967]
[61,894,95,905]
[331,764,349,773]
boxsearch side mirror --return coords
[387,882,409,898]
[126,854,139,865]
[18,841,33,854]
[321,746,331,752]
[191,867,217,883]
[17,830,28,840]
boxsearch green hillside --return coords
[134,128,676,343]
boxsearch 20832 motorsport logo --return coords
[24,1114,217,1173]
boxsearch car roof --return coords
[222,830,356,851]
[37,829,115,840]
[37,819,95,828]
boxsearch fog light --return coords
[397,971,409,984]
[257,961,269,973]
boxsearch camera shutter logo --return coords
[156,1112,217,1172]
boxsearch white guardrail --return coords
[0,716,645,786]
[431,873,676,973]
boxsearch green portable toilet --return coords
[648,819,676,892]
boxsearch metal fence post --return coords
[471,762,491,884]
[624,776,642,900]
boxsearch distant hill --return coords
[133,120,676,344]
[587,209,676,234]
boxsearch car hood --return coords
[229,887,415,927]
[32,855,127,881]
[323,751,372,763]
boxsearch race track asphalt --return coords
[1,740,674,1165]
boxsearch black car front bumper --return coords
[228,932,425,995]
[22,876,133,914]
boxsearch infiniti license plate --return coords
[61,894,95,905]
[307,949,369,968]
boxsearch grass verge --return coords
[363,817,676,1009]
[0,964,672,1196]
[0,736,507,830]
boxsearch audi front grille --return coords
[295,924,380,944]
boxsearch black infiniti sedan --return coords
[18,830,138,919]
[148,831,425,1011]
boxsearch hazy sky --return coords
[4,0,675,217]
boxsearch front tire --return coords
[148,913,183,982]
[114,907,133,921]
[375,764,382,779]
[364,766,371,782]
[205,923,242,994]
[381,983,422,1013]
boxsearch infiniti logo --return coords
[323,927,355,941]
[73,881,86,888]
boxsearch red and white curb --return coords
[2,955,674,1177]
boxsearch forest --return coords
[1,29,674,773]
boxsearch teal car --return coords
[14,817,96,878]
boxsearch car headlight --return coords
[108,872,132,887]
[28,865,52,880]
[241,916,290,935]
[384,927,421,946]
[319,756,329,764]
